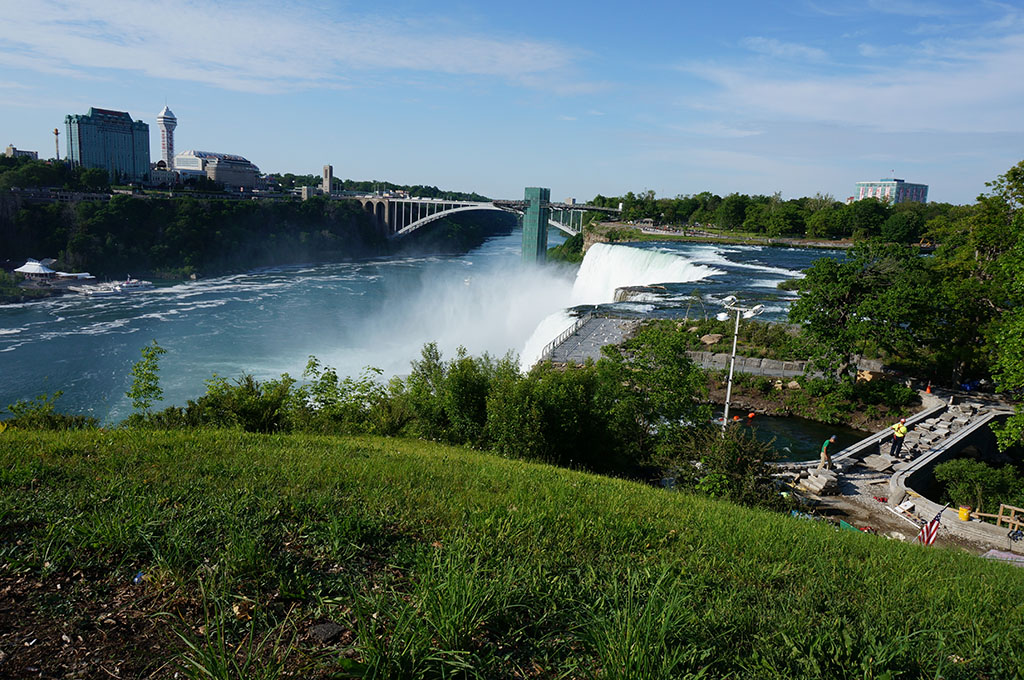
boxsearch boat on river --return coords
[113,277,154,292]
[70,277,154,296]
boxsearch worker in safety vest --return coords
[890,418,908,457]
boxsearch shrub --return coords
[404,343,499,446]
[187,374,300,433]
[934,458,1024,513]
[3,391,98,430]
[660,426,784,509]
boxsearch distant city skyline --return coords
[3,1,1023,204]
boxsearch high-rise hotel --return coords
[64,107,150,182]
[854,178,928,204]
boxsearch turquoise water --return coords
[1,229,842,423]
[729,413,872,462]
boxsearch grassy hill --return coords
[2,429,1023,679]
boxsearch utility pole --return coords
[53,128,60,161]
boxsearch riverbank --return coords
[585,221,856,251]
[3,428,1023,678]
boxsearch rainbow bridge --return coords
[354,187,619,262]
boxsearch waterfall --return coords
[569,242,722,305]
[519,243,723,369]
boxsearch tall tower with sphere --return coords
[157,105,177,168]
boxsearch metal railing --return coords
[538,313,591,363]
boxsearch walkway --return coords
[544,316,641,365]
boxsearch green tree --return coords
[848,198,890,238]
[715,193,749,231]
[599,322,711,458]
[126,340,167,413]
[934,458,1024,512]
[788,242,929,380]
[986,161,1024,447]
[79,168,109,191]
[880,210,922,243]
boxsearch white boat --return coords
[113,277,154,292]
[70,283,118,296]
[70,276,154,296]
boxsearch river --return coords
[1,229,844,438]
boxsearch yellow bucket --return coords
[958,506,971,521]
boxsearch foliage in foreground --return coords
[2,429,1023,679]
[120,326,718,480]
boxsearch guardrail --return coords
[538,313,591,363]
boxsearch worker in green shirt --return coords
[818,435,837,470]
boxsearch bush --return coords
[404,344,499,446]
[934,458,1024,513]
[660,426,785,510]
[3,392,98,431]
[547,232,584,263]
[167,374,302,433]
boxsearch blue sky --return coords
[2,0,1023,204]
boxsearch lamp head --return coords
[715,312,730,321]
[743,304,765,319]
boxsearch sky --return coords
[2,0,1023,204]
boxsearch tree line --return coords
[1,194,384,278]
[591,188,967,242]
[0,155,110,192]
[271,173,490,202]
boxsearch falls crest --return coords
[570,242,722,305]
[519,243,723,369]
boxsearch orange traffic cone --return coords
[926,382,932,394]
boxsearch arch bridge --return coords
[354,188,619,262]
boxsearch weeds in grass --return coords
[585,567,713,680]
[175,586,301,680]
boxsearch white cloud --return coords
[857,43,888,58]
[740,37,827,62]
[682,30,1024,134]
[0,1,581,94]
[805,0,959,18]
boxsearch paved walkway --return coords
[547,317,641,365]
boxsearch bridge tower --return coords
[522,187,551,263]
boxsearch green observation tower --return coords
[521,187,551,264]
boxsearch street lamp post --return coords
[716,296,764,432]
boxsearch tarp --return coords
[981,549,1024,567]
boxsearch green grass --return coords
[2,429,1024,678]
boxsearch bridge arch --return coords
[392,203,508,238]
